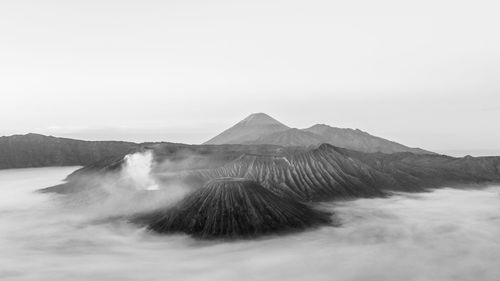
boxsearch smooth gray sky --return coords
[1,0,499,156]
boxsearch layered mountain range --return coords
[0,113,432,170]
[155,144,500,198]
[45,141,500,239]
[5,114,499,239]
[39,136,500,238]
[51,142,500,201]
[204,113,432,154]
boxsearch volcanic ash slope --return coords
[132,178,332,239]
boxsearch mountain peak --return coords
[309,124,331,130]
[239,113,285,126]
[203,113,289,145]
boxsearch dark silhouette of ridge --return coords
[0,133,137,169]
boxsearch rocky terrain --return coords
[43,142,500,238]
[53,142,500,200]
[133,178,331,239]
[156,144,500,200]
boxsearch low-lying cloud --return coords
[2,166,500,280]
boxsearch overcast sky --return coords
[1,0,499,156]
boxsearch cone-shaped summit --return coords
[133,178,332,239]
[204,113,290,145]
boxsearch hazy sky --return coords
[1,0,499,156]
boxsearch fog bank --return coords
[1,168,500,280]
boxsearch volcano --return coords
[204,113,290,145]
[133,178,332,239]
[49,142,500,239]
[204,113,433,154]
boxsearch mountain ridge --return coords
[0,133,138,169]
[45,142,500,238]
[47,142,500,201]
[204,113,433,154]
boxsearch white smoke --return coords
[121,151,159,191]
[57,150,191,219]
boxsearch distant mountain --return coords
[303,124,431,154]
[0,113,431,170]
[204,113,433,154]
[204,113,290,144]
[0,133,137,169]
